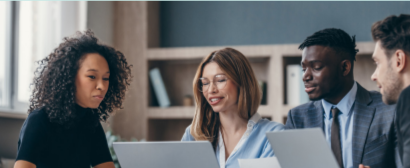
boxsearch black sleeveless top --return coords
[16,105,113,168]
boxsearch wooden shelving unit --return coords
[146,42,376,114]
[145,42,377,141]
[112,2,378,141]
[148,107,195,119]
[147,105,272,120]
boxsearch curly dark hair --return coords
[28,30,132,128]
[299,28,359,62]
[372,14,410,58]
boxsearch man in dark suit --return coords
[369,14,410,168]
[285,28,397,168]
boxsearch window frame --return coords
[12,1,30,113]
[0,1,30,116]
[0,1,88,116]
[0,2,15,111]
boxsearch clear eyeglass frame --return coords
[198,74,228,92]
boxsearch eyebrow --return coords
[301,60,322,65]
[308,60,323,63]
[201,73,226,79]
[87,69,110,73]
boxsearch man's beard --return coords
[382,66,403,105]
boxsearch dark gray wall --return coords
[0,117,24,159]
[160,2,410,47]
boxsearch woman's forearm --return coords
[14,160,36,168]
[94,161,115,168]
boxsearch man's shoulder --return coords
[367,90,383,102]
[397,85,410,113]
[399,85,410,99]
[289,100,318,115]
[285,101,322,129]
[357,87,395,126]
[367,90,396,109]
[355,82,394,109]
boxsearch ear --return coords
[394,49,408,73]
[341,60,352,76]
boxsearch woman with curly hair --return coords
[14,30,132,168]
[181,48,284,168]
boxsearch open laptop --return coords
[238,157,281,168]
[266,128,339,168]
[113,141,219,168]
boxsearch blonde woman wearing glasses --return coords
[181,48,284,168]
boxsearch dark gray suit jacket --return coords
[285,83,397,168]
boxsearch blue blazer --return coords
[285,83,397,168]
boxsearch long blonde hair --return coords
[190,47,262,150]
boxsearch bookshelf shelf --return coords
[0,110,27,119]
[148,106,195,119]
[147,45,277,60]
[148,105,273,120]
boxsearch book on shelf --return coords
[149,68,170,107]
[286,64,309,105]
[258,80,267,105]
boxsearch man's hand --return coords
[359,164,370,168]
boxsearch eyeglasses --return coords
[198,74,228,92]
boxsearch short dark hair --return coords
[299,28,359,61]
[29,30,132,128]
[371,14,410,58]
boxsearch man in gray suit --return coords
[285,28,397,168]
[368,14,410,168]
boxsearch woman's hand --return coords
[94,161,115,168]
[14,160,36,168]
[359,164,370,168]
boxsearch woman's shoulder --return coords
[181,124,195,141]
[26,107,49,124]
[183,124,192,136]
[257,118,285,132]
[185,124,191,131]
[20,107,55,135]
[18,108,51,147]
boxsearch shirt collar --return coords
[217,112,262,166]
[248,112,262,126]
[322,82,357,118]
[218,112,262,147]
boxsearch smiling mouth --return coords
[209,97,223,105]
[305,87,315,93]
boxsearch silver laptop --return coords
[266,128,339,168]
[113,141,219,168]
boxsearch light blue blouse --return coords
[181,113,284,168]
